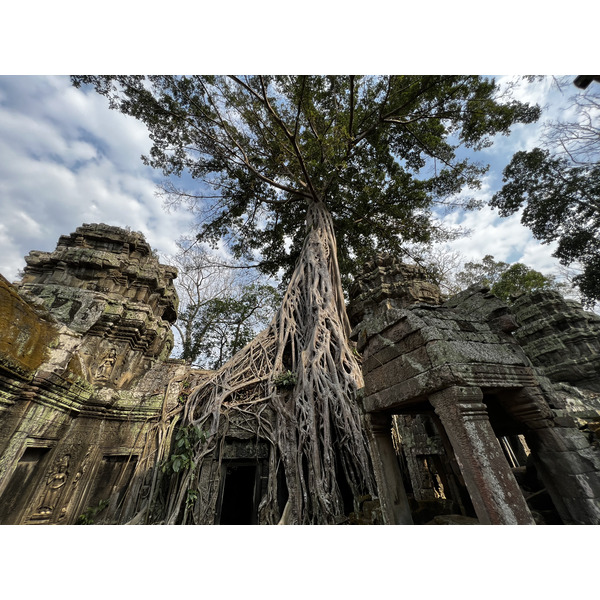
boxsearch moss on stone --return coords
[0,275,58,374]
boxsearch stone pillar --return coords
[504,387,600,524]
[429,386,535,525]
[364,412,413,524]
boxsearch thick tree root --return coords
[126,202,376,524]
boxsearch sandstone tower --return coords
[0,224,188,524]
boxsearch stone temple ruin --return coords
[1,225,599,524]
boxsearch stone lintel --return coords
[362,362,538,415]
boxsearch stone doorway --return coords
[217,462,261,525]
[0,446,51,524]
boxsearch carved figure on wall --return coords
[58,449,92,522]
[95,349,117,381]
[30,454,70,520]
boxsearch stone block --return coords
[569,472,600,499]
[362,365,458,412]
[426,338,524,368]
[529,427,597,453]
[363,331,428,371]
[533,449,600,476]
[365,347,432,396]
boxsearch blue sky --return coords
[1,0,597,587]
[0,76,193,279]
[0,74,583,285]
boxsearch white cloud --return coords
[0,76,192,281]
[0,74,579,294]
[441,202,564,278]
[444,206,525,261]
[434,76,583,281]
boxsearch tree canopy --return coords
[454,254,560,303]
[491,148,600,306]
[491,81,600,306]
[72,75,540,284]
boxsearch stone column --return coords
[501,387,600,524]
[429,386,535,525]
[364,412,413,524]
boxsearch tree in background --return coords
[454,254,560,303]
[404,244,464,296]
[491,79,600,306]
[169,240,235,363]
[543,78,600,167]
[169,240,278,368]
[410,248,565,303]
[191,283,280,370]
[492,262,560,302]
[73,75,540,523]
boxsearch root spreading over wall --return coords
[124,202,376,524]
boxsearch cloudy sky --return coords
[0,74,583,285]
[2,2,596,587]
[0,75,193,280]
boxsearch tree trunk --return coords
[133,201,376,524]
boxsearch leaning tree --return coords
[72,76,539,524]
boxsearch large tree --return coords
[73,76,539,524]
[491,80,600,306]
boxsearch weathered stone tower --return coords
[17,223,178,388]
[0,224,189,524]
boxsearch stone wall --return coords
[0,224,192,524]
[351,254,600,525]
[511,290,600,393]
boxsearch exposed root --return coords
[126,201,376,524]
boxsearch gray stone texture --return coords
[0,224,195,524]
[351,253,600,525]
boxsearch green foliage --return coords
[76,499,109,525]
[162,425,206,475]
[72,75,540,285]
[455,254,560,303]
[273,369,298,389]
[491,147,600,306]
[492,263,558,302]
[455,254,511,291]
[186,489,199,509]
[177,379,191,404]
[181,283,280,368]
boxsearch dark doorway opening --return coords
[0,446,51,524]
[276,462,289,517]
[85,454,138,517]
[334,450,355,516]
[219,464,258,525]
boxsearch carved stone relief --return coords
[95,348,117,382]
[28,453,70,522]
